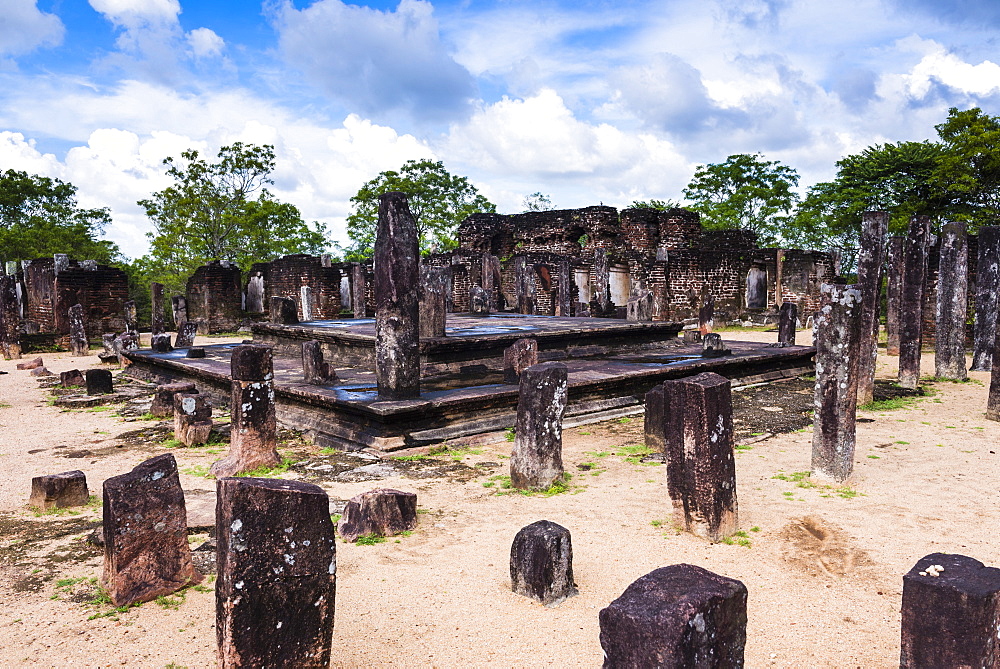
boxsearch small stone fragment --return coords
[29,470,89,510]
[85,368,113,395]
[510,520,578,606]
[16,357,43,370]
[701,332,730,357]
[337,488,417,543]
[503,337,539,384]
[150,382,197,418]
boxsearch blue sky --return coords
[2,0,999,258]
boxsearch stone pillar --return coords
[626,289,653,322]
[53,253,69,275]
[216,477,336,669]
[593,248,610,314]
[556,259,572,317]
[701,332,730,357]
[173,393,213,446]
[514,256,534,315]
[374,192,421,400]
[211,344,280,478]
[336,488,417,542]
[171,295,188,328]
[86,368,113,395]
[777,302,797,346]
[299,285,313,321]
[599,564,747,667]
[101,453,202,606]
[885,236,904,356]
[151,282,165,336]
[510,362,568,490]
[971,226,1000,371]
[898,216,930,389]
[900,553,1000,668]
[245,272,265,314]
[812,283,863,482]
[483,253,501,312]
[151,333,173,352]
[0,275,21,359]
[419,266,448,338]
[469,285,489,314]
[661,372,738,541]
[698,291,715,335]
[29,470,88,510]
[68,303,88,356]
[351,262,367,318]
[123,300,137,334]
[302,340,336,385]
[643,384,665,453]
[174,321,197,348]
[935,221,969,381]
[503,337,538,384]
[856,211,889,405]
[269,296,299,325]
[59,369,84,387]
[510,520,577,606]
[985,325,1000,421]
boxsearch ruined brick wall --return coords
[779,251,836,318]
[186,262,243,333]
[261,254,343,320]
[23,259,55,333]
[22,257,127,336]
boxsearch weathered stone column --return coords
[211,344,280,478]
[935,221,969,380]
[0,275,21,359]
[216,477,336,668]
[898,216,930,389]
[483,253,501,312]
[123,300,137,334]
[777,302,797,345]
[29,470,88,510]
[972,226,1000,371]
[856,211,888,405]
[514,256,534,315]
[374,192,421,400]
[171,295,187,328]
[299,285,313,321]
[173,393,213,446]
[812,283,863,482]
[556,259,572,316]
[900,553,1000,668]
[269,296,299,324]
[151,282,165,335]
[510,520,577,606]
[698,290,715,335]
[469,285,489,314]
[86,368,113,395]
[302,340,336,385]
[885,236,904,356]
[101,453,202,606]
[593,249,610,314]
[68,303,88,356]
[503,337,538,384]
[510,362,568,490]
[643,383,665,453]
[626,289,653,321]
[661,372,738,541]
[599,564,747,667]
[350,262,367,318]
[174,321,197,347]
[336,488,417,542]
[419,266,447,338]
[985,324,1000,421]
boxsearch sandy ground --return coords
[0,330,997,667]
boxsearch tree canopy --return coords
[345,158,496,256]
[629,198,682,211]
[522,192,555,212]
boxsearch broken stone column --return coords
[302,340,336,385]
[701,332,730,358]
[101,453,202,607]
[643,384,666,453]
[171,295,187,328]
[59,369,85,388]
[173,393,213,446]
[0,275,21,359]
[514,256,534,315]
[599,564,747,667]
[270,296,299,325]
[626,289,654,322]
[419,266,448,338]
[374,192,420,400]
[510,520,577,606]
[900,553,1000,669]
[856,211,889,405]
[971,226,1000,371]
[16,356,43,370]
[123,300,137,334]
[503,337,538,384]
[698,291,715,335]
[150,382,197,418]
[336,488,418,542]
[151,282,165,335]
[300,285,313,321]
[211,344,279,478]
[86,368,113,395]
[935,221,969,381]
[812,283,863,482]
[660,372,738,541]
[510,362,568,491]
[350,262,367,318]
[778,302,797,346]
[29,470,88,510]
[898,216,930,389]
[151,333,173,353]
[68,303,88,356]
[556,259,572,316]
[469,284,490,314]
[174,321,197,348]
[216,477,336,668]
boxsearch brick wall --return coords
[186,261,243,333]
[22,256,127,336]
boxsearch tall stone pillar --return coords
[514,256,535,315]
[151,282,165,336]
[299,285,312,321]
[0,275,22,359]
[419,266,448,338]
[482,253,501,312]
[971,225,1000,371]
[510,362,568,490]
[375,192,420,400]
[68,303,88,356]
[592,248,610,315]
[698,291,715,336]
[935,221,969,380]
[812,283,863,482]
[856,211,889,405]
[777,302,797,346]
[350,262,367,318]
[885,236,904,356]
[985,325,1000,421]
[171,295,187,328]
[556,259,572,316]
[898,216,930,389]
[123,300,137,334]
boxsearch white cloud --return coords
[88,0,181,27]
[186,28,225,59]
[0,0,64,58]
[904,44,1000,97]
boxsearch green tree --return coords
[0,169,120,262]
[346,158,496,256]
[682,153,799,245]
[138,142,328,293]
[932,106,1000,226]
[522,192,554,212]
[629,198,682,210]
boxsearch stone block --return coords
[151,333,173,353]
[150,382,197,418]
[151,282,165,335]
[269,296,299,325]
[682,330,701,344]
[510,362,568,491]
[510,520,577,606]
[503,337,538,384]
[701,333,730,357]
[302,340,336,385]
[186,347,206,358]
[337,488,417,543]
[85,368,113,395]
[29,470,89,510]
[59,369,85,388]
[626,289,654,322]
[173,393,213,447]
[16,357,43,370]
[30,366,53,377]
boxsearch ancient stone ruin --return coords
[510,520,577,606]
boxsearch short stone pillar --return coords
[856,211,888,405]
[593,249,611,314]
[0,275,22,359]
[151,282,165,335]
[173,393,213,447]
[661,372,738,541]
[777,302,797,345]
[898,216,930,389]
[59,369,85,388]
[123,300,137,334]
[483,253,501,312]
[626,289,654,322]
[469,284,490,314]
[510,520,577,606]
[419,266,448,338]
[302,340,336,385]
[151,333,173,353]
[101,453,202,607]
[503,337,538,384]
[68,303,88,356]
[337,488,418,542]
[510,362,568,491]
[211,344,280,478]
[935,221,969,381]
[374,192,421,400]
[698,290,715,335]
[643,383,666,453]
[270,296,299,325]
[900,553,1000,668]
[245,272,265,313]
[216,477,336,669]
[174,321,197,348]
[682,329,701,344]
[351,262,367,318]
[701,332,730,357]
[150,382,197,417]
[812,283,863,482]
[599,564,747,667]
[29,470,88,510]
[885,236,904,356]
[299,284,313,321]
[171,295,187,328]
[186,347,206,358]
[86,368,113,395]
[972,226,1000,371]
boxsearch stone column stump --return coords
[150,382,197,418]
[29,470,88,510]
[510,520,578,606]
[419,266,448,338]
[469,284,490,314]
[336,488,418,543]
[777,302,797,346]
[173,393,213,447]
[269,296,299,325]
[211,344,279,478]
[644,383,666,453]
[702,333,730,357]
[503,337,538,384]
[302,340,336,385]
[86,369,113,395]
[174,321,197,348]
[151,333,173,353]
[510,362,568,491]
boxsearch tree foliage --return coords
[346,158,496,256]
[0,169,120,262]
[138,142,328,293]
[629,198,682,211]
[932,106,1000,226]
[522,192,554,212]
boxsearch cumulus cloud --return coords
[269,0,476,124]
[0,0,64,58]
[904,44,1000,98]
[88,0,181,27]
[186,28,225,59]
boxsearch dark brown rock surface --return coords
[510,362,568,491]
[29,470,88,510]
[510,520,577,606]
[336,488,417,543]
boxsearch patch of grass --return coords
[858,397,917,411]
[138,412,157,421]
[614,443,654,465]
[895,440,910,444]
[399,530,412,537]
[585,450,610,458]
[487,472,575,497]
[318,447,338,455]
[735,444,753,452]
[577,431,591,436]
[650,519,664,527]
[721,530,752,548]
[355,534,386,546]
[233,455,296,478]
[617,416,633,425]
[161,438,182,449]
[0,402,11,408]
[504,427,516,442]
[331,514,341,524]
[181,465,212,478]
[750,526,761,532]
[393,454,429,462]
[867,455,881,459]
[155,592,186,610]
